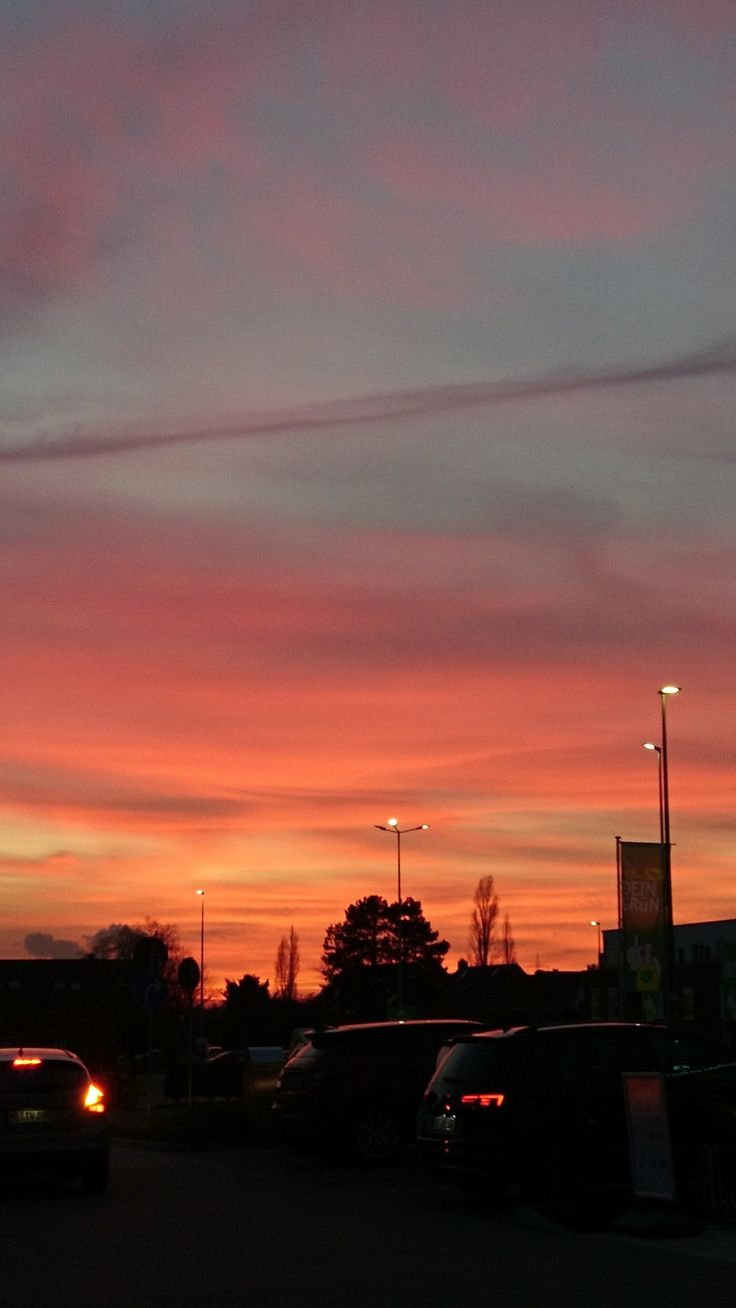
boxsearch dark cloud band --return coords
[2,335,734,463]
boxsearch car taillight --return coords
[84,1083,106,1113]
[460,1093,505,1108]
[13,1057,42,1067]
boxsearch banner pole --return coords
[616,836,623,1016]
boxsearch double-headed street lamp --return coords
[374,818,429,1016]
[374,818,429,904]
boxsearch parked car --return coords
[164,1048,250,1100]
[417,1021,736,1202]
[196,1049,251,1098]
[273,1019,486,1164]
[0,1047,111,1193]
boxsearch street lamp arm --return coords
[375,823,429,835]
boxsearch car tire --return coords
[81,1153,110,1195]
[349,1104,403,1165]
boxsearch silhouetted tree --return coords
[220,974,273,1045]
[386,898,450,969]
[86,918,183,993]
[322,894,449,979]
[275,926,300,1001]
[468,876,499,967]
[87,919,181,962]
[87,924,143,961]
[322,895,391,979]
[321,894,449,1021]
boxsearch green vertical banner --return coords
[619,841,666,1021]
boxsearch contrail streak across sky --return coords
[2,336,734,464]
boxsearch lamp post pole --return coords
[590,920,602,967]
[658,685,680,1022]
[643,742,664,844]
[374,819,429,1017]
[195,889,205,1031]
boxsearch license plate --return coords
[13,1109,50,1124]
[432,1113,457,1135]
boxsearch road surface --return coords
[2,1143,735,1306]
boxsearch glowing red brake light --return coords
[84,1082,106,1113]
[13,1057,42,1067]
[460,1092,505,1108]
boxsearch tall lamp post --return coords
[643,742,664,844]
[195,889,205,1028]
[590,920,602,968]
[374,818,429,1016]
[659,685,681,1021]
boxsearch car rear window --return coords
[309,1028,414,1057]
[0,1060,87,1094]
[534,1027,657,1087]
[431,1034,531,1090]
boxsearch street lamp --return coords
[195,889,205,1023]
[590,920,602,967]
[643,742,664,844]
[374,818,429,904]
[658,684,681,1021]
[374,819,429,1015]
[659,686,680,858]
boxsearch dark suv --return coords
[417,1022,736,1201]
[273,1019,485,1163]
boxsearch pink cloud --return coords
[321,1,733,251]
[0,6,277,303]
[244,168,479,306]
[320,3,437,99]
[437,0,602,132]
[365,89,728,246]
[3,0,730,322]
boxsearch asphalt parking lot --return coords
[2,1142,736,1307]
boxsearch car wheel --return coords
[81,1153,110,1195]
[350,1105,403,1164]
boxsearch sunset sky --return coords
[2,0,735,996]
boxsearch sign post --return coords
[178,957,201,1110]
[132,935,169,1113]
